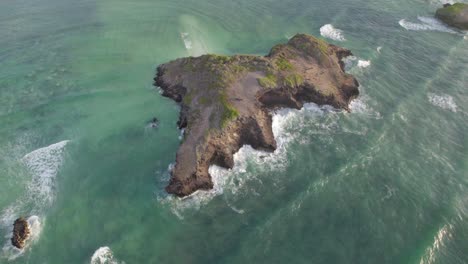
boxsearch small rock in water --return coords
[149,117,160,128]
[11,217,31,249]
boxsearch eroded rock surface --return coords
[11,217,30,249]
[154,34,359,197]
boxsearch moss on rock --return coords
[435,3,468,30]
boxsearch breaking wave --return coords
[427,93,458,112]
[426,0,457,6]
[342,56,372,71]
[349,96,382,119]
[0,140,70,260]
[178,15,210,56]
[399,16,457,33]
[22,140,70,207]
[159,102,372,217]
[357,60,371,68]
[419,224,453,264]
[91,246,124,264]
[180,32,192,50]
[320,24,346,41]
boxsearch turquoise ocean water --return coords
[0,0,467,263]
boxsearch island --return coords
[11,217,30,249]
[154,34,359,197]
[435,3,468,30]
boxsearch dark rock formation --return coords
[154,34,359,197]
[149,117,159,128]
[11,217,30,249]
[436,3,468,30]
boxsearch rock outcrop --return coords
[11,217,30,249]
[154,34,359,197]
[436,3,468,30]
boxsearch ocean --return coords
[0,0,467,263]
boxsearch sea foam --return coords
[357,60,371,68]
[180,32,193,50]
[399,16,457,33]
[22,140,70,207]
[0,140,69,260]
[427,93,458,112]
[1,216,43,261]
[159,103,363,217]
[349,96,382,119]
[320,24,346,41]
[342,56,372,71]
[91,246,124,264]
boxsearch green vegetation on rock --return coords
[315,38,329,55]
[435,3,468,30]
[283,74,304,87]
[183,91,194,105]
[439,3,467,15]
[199,97,211,105]
[257,73,278,88]
[275,57,293,71]
[219,91,239,127]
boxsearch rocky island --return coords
[155,34,359,197]
[436,3,468,30]
[11,217,30,249]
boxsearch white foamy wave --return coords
[349,96,382,119]
[178,15,210,57]
[357,60,371,68]
[377,46,383,53]
[159,104,352,217]
[342,56,357,71]
[178,129,185,141]
[0,207,18,229]
[159,162,233,219]
[22,140,70,207]
[342,56,372,71]
[419,224,453,264]
[180,32,192,50]
[91,246,124,264]
[0,140,69,261]
[399,17,457,33]
[426,0,456,6]
[428,93,458,112]
[320,24,346,41]
[228,203,245,214]
[25,216,42,245]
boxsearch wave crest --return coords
[91,246,124,264]
[0,140,70,260]
[159,103,372,217]
[399,17,457,33]
[320,24,346,41]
